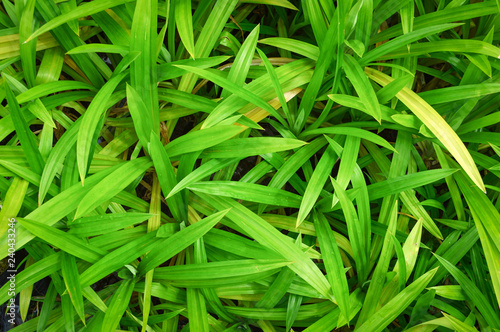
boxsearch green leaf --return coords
[201,137,306,159]
[79,232,159,287]
[268,137,328,190]
[443,312,479,332]
[408,290,436,327]
[286,294,302,332]
[165,125,243,158]
[427,285,466,301]
[372,2,497,43]
[205,228,280,260]
[174,64,286,128]
[256,48,291,122]
[303,126,397,153]
[16,81,95,104]
[126,84,154,151]
[376,75,414,104]
[454,170,500,255]
[157,56,230,81]
[0,253,61,304]
[354,0,373,49]
[187,181,302,208]
[4,80,44,175]
[38,119,81,205]
[60,252,85,324]
[293,16,338,131]
[0,165,117,258]
[259,38,319,60]
[101,279,136,332]
[380,40,500,60]
[16,218,106,263]
[154,259,291,287]
[27,0,135,42]
[343,54,381,123]
[357,200,398,326]
[186,248,210,332]
[255,266,296,309]
[0,177,28,237]
[473,210,500,312]
[76,72,127,182]
[226,301,335,321]
[412,83,500,106]
[314,211,350,323]
[399,219,423,281]
[130,0,159,136]
[365,169,458,202]
[329,175,369,283]
[68,213,153,237]
[168,158,240,198]
[221,25,260,99]
[240,0,298,10]
[175,0,195,58]
[36,282,58,331]
[138,209,230,276]
[66,44,128,55]
[74,157,153,219]
[345,39,365,58]
[158,88,217,113]
[195,193,334,301]
[148,132,185,222]
[389,232,406,292]
[365,67,485,193]
[194,0,238,59]
[19,0,37,88]
[297,145,337,227]
[360,24,461,65]
[34,46,65,83]
[355,268,438,332]
[434,254,500,329]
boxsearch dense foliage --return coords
[1,0,500,331]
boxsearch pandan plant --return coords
[1,0,500,331]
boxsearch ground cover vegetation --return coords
[1,0,500,331]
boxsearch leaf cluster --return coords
[1,0,500,331]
